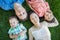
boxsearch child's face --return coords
[44,11,53,21]
[14,3,27,20]
[30,13,40,26]
[9,18,19,28]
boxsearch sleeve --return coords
[8,29,12,35]
[45,17,59,27]
[29,29,33,40]
[20,24,27,31]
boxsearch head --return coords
[14,3,27,21]
[9,16,19,28]
[30,12,40,27]
[44,10,54,21]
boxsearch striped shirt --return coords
[8,23,27,40]
[27,0,50,17]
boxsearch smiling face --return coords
[14,3,27,20]
[9,17,19,28]
[44,10,54,21]
[30,13,40,26]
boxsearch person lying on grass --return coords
[29,12,59,40]
[14,3,28,21]
[26,0,51,17]
[8,16,27,40]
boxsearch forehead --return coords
[45,12,52,15]
[30,13,37,17]
[9,18,18,21]
[14,3,22,10]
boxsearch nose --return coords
[11,24,15,26]
[34,19,37,23]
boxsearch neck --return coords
[34,24,41,29]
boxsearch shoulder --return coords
[41,21,48,26]
[20,23,23,25]
[8,28,13,34]
[8,28,13,32]
[29,26,34,32]
[19,23,24,27]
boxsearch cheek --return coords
[45,16,48,20]
[15,23,17,26]
[45,15,47,18]
[31,19,37,24]
[31,18,34,24]
[48,15,52,19]
[16,12,20,16]
[10,24,14,27]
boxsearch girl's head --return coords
[14,3,27,21]
[30,12,40,26]
[9,16,19,28]
[44,10,54,21]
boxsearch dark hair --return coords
[45,18,55,23]
[28,10,35,19]
[39,16,44,22]
[9,16,18,20]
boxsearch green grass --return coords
[0,0,60,40]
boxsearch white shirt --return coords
[30,22,51,40]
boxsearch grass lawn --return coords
[0,0,60,40]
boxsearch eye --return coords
[35,16,37,18]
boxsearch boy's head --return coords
[44,10,54,21]
[9,16,19,28]
[14,3,27,21]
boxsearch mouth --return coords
[19,16,27,21]
[12,25,15,27]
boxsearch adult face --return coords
[30,13,40,26]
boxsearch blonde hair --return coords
[14,3,24,10]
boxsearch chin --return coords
[19,17,27,21]
[45,18,52,21]
[46,18,53,22]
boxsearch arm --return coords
[46,17,59,27]
[45,2,50,10]
[26,0,36,11]
[19,30,27,35]
[19,24,27,35]
[9,34,18,39]
[29,29,33,40]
